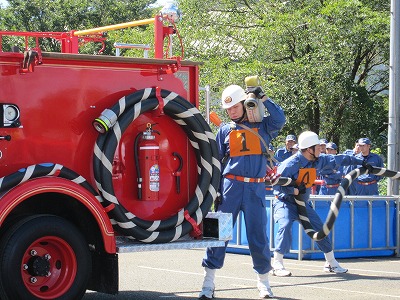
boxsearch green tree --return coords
[0,0,156,54]
[178,0,389,152]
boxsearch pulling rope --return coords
[93,88,221,243]
[267,166,400,241]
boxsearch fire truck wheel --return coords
[0,215,91,300]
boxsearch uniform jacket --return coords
[274,147,293,163]
[217,98,286,178]
[273,153,364,203]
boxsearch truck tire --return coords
[0,215,91,300]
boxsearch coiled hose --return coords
[93,88,221,243]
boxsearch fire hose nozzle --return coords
[93,109,118,133]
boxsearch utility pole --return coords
[388,0,400,195]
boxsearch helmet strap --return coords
[231,102,247,123]
[308,145,317,160]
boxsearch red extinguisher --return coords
[135,123,160,201]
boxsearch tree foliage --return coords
[0,0,154,30]
[178,0,389,152]
[0,0,390,154]
[0,0,156,54]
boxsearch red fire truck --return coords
[0,6,224,300]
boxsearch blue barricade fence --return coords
[227,195,399,260]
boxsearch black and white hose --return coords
[92,88,221,243]
[0,163,101,202]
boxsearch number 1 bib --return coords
[229,129,262,157]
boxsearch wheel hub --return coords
[27,255,50,277]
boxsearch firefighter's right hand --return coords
[245,86,265,99]
[213,193,221,211]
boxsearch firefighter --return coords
[326,142,338,155]
[319,138,328,154]
[199,84,286,299]
[314,138,329,194]
[319,142,343,195]
[274,134,297,162]
[342,140,361,195]
[271,131,368,277]
[353,137,384,195]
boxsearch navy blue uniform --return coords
[202,98,285,274]
[272,153,363,256]
[274,147,293,163]
[353,152,383,195]
[319,166,344,195]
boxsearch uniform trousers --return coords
[202,178,272,274]
[273,198,333,254]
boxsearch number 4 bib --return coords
[295,168,317,188]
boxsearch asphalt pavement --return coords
[83,248,400,300]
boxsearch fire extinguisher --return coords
[135,123,160,201]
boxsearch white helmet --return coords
[221,85,247,109]
[298,131,320,149]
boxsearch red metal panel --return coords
[0,53,200,221]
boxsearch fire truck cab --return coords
[0,5,225,299]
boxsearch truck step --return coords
[116,236,225,253]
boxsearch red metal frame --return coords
[0,30,106,54]
[0,15,172,59]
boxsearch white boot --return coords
[271,251,292,277]
[323,251,348,273]
[199,267,216,299]
[257,273,274,298]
